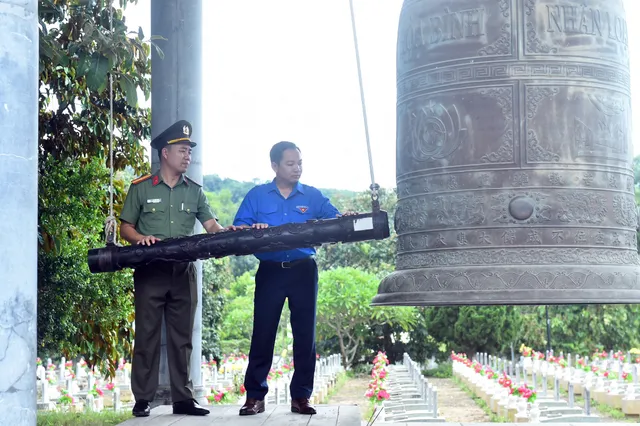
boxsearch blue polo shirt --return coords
[233,180,341,262]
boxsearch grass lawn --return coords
[37,411,131,426]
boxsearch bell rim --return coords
[373,265,640,306]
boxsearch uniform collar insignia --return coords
[150,173,191,187]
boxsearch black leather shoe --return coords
[291,398,316,415]
[173,399,210,416]
[132,399,150,417]
[239,398,265,415]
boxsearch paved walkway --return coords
[114,376,488,425]
[325,376,370,420]
[324,374,489,423]
[428,378,490,422]
[117,404,361,426]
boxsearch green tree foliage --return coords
[38,156,135,378]
[202,258,234,360]
[38,0,152,378]
[316,267,416,369]
[205,189,237,227]
[401,309,447,362]
[218,272,255,354]
[39,0,151,177]
[315,189,397,274]
[424,306,522,358]
[203,176,265,203]
[217,271,293,357]
[521,305,640,354]
[229,255,259,278]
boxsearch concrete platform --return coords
[117,404,361,425]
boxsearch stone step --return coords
[539,415,601,423]
[541,407,587,416]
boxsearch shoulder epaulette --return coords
[131,174,152,185]
[184,175,202,187]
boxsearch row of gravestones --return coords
[36,354,343,413]
[454,358,599,423]
[377,353,446,424]
[474,350,640,418]
[263,354,345,407]
[36,356,242,413]
[476,349,640,382]
[456,350,640,422]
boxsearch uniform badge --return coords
[152,175,159,186]
[146,199,161,204]
[297,206,309,213]
[183,125,190,136]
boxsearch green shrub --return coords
[422,361,452,378]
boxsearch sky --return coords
[123,0,640,192]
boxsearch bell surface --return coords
[373,0,640,306]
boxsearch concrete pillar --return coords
[0,0,39,424]
[150,0,204,404]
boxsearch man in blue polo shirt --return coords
[234,141,354,416]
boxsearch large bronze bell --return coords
[373,0,640,306]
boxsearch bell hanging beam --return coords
[373,0,639,306]
[88,212,390,273]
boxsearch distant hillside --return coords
[202,174,358,204]
[202,175,266,204]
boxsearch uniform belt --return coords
[262,258,313,269]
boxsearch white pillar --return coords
[0,0,38,424]
[151,0,204,403]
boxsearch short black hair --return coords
[270,141,300,164]
[157,145,170,163]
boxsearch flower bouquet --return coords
[365,382,390,404]
[207,387,235,404]
[519,344,533,357]
[365,351,391,406]
[88,385,104,398]
[512,383,537,404]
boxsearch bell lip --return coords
[370,292,640,306]
[372,266,640,306]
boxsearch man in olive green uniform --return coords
[120,120,233,417]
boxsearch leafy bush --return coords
[423,362,453,378]
[38,156,134,378]
[202,258,234,360]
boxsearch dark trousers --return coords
[244,258,319,400]
[131,262,197,403]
